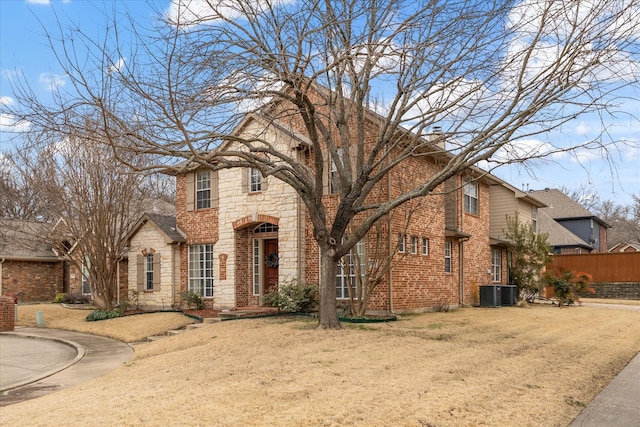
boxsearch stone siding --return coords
[579,282,640,300]
[128,221,182,309]
[216,121,303,308]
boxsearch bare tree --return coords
[563,186,640,246]
[596,196,640,246]
[4,0,639,328]
[6,131,155,310]
[0,159,52,221]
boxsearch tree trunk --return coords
[318,247,341,329]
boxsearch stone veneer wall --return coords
[128,221,181,309]
[216,137,302,306]
[578,283,640,300]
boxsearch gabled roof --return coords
[126,213,186,245]
[528,188,609,227]
[608,242,640,252]
[0,220,58,261]
[537,209,592,249]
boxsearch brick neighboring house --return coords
[127,108,544,313]
[0,220,63,302]
[1,199,173,304]
[529,188,610,254]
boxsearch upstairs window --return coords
[196,171,211,209]
[410,236,418,254]
[463,180,478,215]
[397,233,405,253]
[250,168,262,192]
[422,237,429,256]
[329,148,343,195]
[531,206,538,232]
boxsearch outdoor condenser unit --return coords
[479,285,501,307]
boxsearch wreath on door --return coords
[265,252,279,268]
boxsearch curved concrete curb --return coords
[0,333,86,392]
[0,328,133,406]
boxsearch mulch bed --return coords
[182,309,221,319]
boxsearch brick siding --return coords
[1,260,63,303]
[0,296,16,331]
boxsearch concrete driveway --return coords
[0,328,133,407]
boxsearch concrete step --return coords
[186,323,207,330]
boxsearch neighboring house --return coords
[0,220,63,302]
[1,199,175,304]
[487,181,547,283]
[608,242,640,253]
[127,107,544,313]
[529,188,610,254]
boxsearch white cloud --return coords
[574,121,592,136]
[108,57,126,73]
[39,72,66,91]
[26,0,51,5]
[505,0,640,88]
[164,0,294,28]
[0,113,30,133]
[0,96,15,106]
[492,138,567,164]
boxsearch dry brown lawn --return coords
[2,302,639,426]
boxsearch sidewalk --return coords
[569,352,640,427]
[0,328,133,406]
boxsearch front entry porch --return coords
[234,220,280,307]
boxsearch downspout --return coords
[458,183,465,307]
[387,172,394,315]
[459,239,464,306]
[0,258,5,296]
[172,242,182,309]
[116,256,121,306]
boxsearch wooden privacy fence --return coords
[547,252,640,283]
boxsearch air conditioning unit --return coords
[480,285,501,307]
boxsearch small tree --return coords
[504,214,552,301]
[543,270,594,307]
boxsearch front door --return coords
[263,239,279,296]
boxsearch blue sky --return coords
[1,0,638,207]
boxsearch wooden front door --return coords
[263,239,279,295]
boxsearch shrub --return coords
[543,270,594,307]
[86,309,123,321]
[62,293,92,304]
[180,290,204,310]
[263,279,318,313]
[127,290,141,310]
[54,293,66,304]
